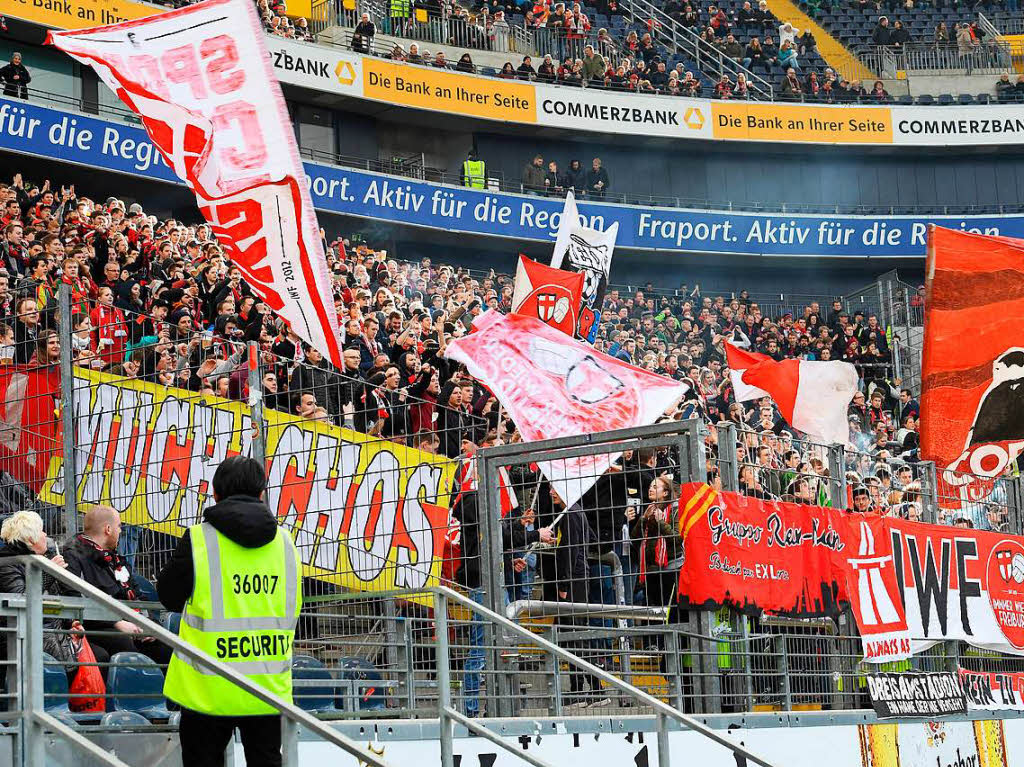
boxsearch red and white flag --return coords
[511,254,584,337]
[550,191,618,342]
[47,0,343,366]
[444,311,686,506]
[725,342,858,445]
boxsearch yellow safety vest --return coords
[163,522,302,716]
[463,159,486,189]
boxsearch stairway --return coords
[766,0,876,83]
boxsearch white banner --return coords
[551,190,618,342]
[48,0,344,365]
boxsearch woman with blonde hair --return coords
[0,511,102,678]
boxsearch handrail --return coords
[431,584,778,767]
[618,0,774,99]
[16,555,394,767]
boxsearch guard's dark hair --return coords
[212,456,267,500]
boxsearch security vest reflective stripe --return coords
[463,160,486,188]
[163,523,302,716]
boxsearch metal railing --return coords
[855,42,1012,76]
[9,555,393,767]
[986,13,1024,36]
[5,553,778,767]
[618,0,775,99]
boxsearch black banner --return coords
[866,672,967,719]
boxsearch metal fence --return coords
[3,285,1024,734]
[855,42,1013,77]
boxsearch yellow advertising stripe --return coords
[766,0,876,83]
[712,101,892,144]
[8,0,158,30]
[362,59,537,124]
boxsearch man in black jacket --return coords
[158,457,295,767]
[0,53,30,100]
[64,506,170,664]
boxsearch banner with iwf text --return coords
[40,369,456,593]
[676,483,1024,662]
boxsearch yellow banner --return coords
[40,370,456,594]
[362,59,537,123]
[7,0,158,29]
[712,102,893,144]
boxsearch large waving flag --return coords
[511,254,585,337]
[551,191,618,342]
[445,311,686,506]
[47,0,344,366]
[921,227,1024,505]
[725,342,858,445]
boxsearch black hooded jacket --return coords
[157,495,279,613]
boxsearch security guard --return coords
[461,150,486,189]
[158,456,302,767]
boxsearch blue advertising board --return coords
[0,96,1018,258]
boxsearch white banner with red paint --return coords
[844,517,1024,663]
[959,667,1024,712]
[47,0,343,365]
[443,310,686,507]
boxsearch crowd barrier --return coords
[3,286,1019,724]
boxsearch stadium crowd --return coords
[0,161,1011,715]
[0,166,989,530]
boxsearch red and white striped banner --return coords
[48,0,343,364]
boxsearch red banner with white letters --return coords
[675,483,1024,662]
[47,0,343,365]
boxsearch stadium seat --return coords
[916,94,935,106]
[937,93,954,105]
[100,711,150,727]
[42,653,70,714]
[897,95,914,106]
[43,653,104,721]
[133,574,158,603]
[336,657,387,711]
[291,655,336,712]
[958,94,974,105]
[163,612,181,635]
[976,93,991,105]
[106,652,172,720]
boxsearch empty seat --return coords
[897,94,914,105]
[292,655,335,713]
[336,657,387,711]
[43,653,69,714]
[916,94,935,105]
[937,93,954,105]
[100,711,150,727]
[106,652,171,721]
[976,93,991,104]
[958,93,975,105]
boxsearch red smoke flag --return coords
[921,227,1024,493]
[511,254,584,337]
[444,311,686,506]
[47,0,343,365]
[725,342,858,445]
